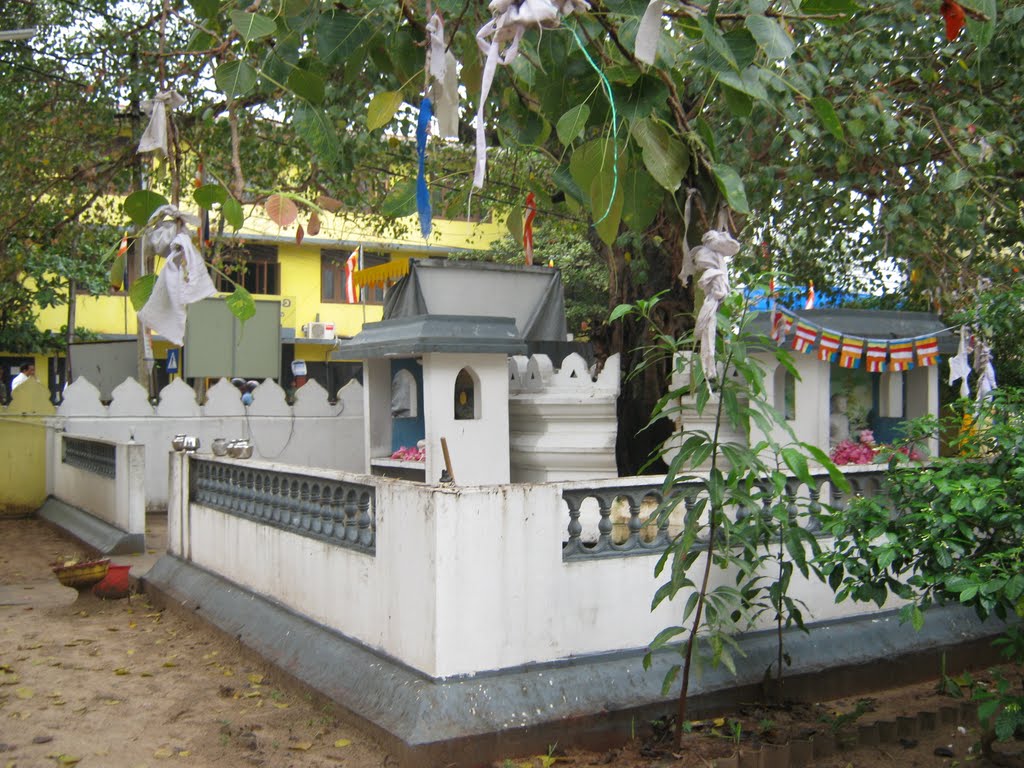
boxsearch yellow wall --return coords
[0,380,54,516]
[29,203,505,346]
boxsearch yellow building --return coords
[9,203,505,399]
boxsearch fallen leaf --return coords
[288,742,313,751]
[162,661,177,668]
[178,750,190,757]
[57,755,82,766]
[273,702,289,709]
[129,622,137,629]
[127,649,136,656]
[15,687,34,699]
[114,668,131,676]
[333,739,351,748]
[247,674,263,685]
[154,747,174,758]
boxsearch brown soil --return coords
[2,518,1020,768]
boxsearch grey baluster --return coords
[288,479,303,529]
[565,494,583,555]
[345,490,359,543]
[807,484,822,533]
[595,493,613,552]
[299,482,313,531]
[309,483,323,535]
[333,486,348,541]
[357,491,373,548]
[319,483,334,537]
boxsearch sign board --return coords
[166,348,179,374]
[68,340,137,401]
[184,298,281,380]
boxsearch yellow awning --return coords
[353,257,411,289]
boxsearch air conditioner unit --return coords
[303,322,336,340]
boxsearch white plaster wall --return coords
[422,352,510,485]
[55,376,365,510]
[906,365,940,456]
[508,354,619,482]
[51,435,144,535]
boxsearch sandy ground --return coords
[0,518,392,768]
[2,517,1016,768]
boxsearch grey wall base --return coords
[36,496,145,555]
[142,554,1009,768]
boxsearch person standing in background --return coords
[12,362,36,390]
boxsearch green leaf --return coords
[381,178,417,218]
[288,69,325,105]
[590,167,624,246]
[215,60,258,98]
[123,190,168,227]
[798,0,861,19]
[226,286,256,324]
[193,184,227,210]
[722,85,753,117]
[609,304,633,322]
[230,10,276,42]
[506,205,524,244]
[781,447,814,487]
[944,168,970,192]
[294,104,339,164]
[621,164,662,231]
[745,15,795,60]
[962,0,996,48]
[222,197,245,231]
[698,16,738,72]
[649,626,687,650]
[631,117,689,193]
[367,90,404,131]
[129,274,157,311]
[109,251,126,291]
[711,164,750,214]
[317,11,365,66]
[556,104,590,146]
[810,97,844,141]
[188,0,219,19]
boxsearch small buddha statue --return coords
[829,394,850,446]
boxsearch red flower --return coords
[940,0,966,42]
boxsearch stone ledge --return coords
[37,496,145,555]
[141,554,1011,768]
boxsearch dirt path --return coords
[0,519,392,768]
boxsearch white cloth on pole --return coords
[948,329,972,398]
[692,229,740,381]
[137,233,218,346]
[137,91,186,156]
[426,14,460,139]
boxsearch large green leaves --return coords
[215,60,258,98]
[316,11,365,65]
[745,15,795,60]
[367,91,403,131]
[711,164,750,214]
[556,105,590,146]
[631,118,690,192]
[123,190,168,227]
[381,178,417,218]
[230,10,276,42]
[294,105,339,165]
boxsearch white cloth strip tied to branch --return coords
[137,233,217,346]
[634,0,665,65]
[948,327,972,398]
[692,229,740,381]
[474,0,590,188]
[137,91,186,156]
[426,13,460,139]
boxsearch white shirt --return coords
[11,372,31,390]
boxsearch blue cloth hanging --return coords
[416,98,433,239]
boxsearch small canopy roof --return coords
[333,315,528,360]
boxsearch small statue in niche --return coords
[830,393,851,446]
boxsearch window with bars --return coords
[214,244,280,296]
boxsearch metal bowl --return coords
[227,440,253,459]
[171,434,187,451]
[181,436,200,453]
[211,438,229,457]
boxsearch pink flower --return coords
[390,446,426,462]
[859,429,875,445]
[830,439,878,465]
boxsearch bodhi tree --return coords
[111,0,1005,471]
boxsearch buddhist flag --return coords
[791,321,817,354]
[839,337,865,369]
[817,330,841,362]
[804,280,815,310]
[865,341,888,373]
[772,309,794,344]
[916,337,939,367]
[888,341,915,372]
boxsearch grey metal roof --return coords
[332,315,528,359]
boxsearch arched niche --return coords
[773,365,796,421]
[454,367,480,420]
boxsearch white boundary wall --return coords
[55,376,365,510]
[51,435,145,536]
[168,457,897,680]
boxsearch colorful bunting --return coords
[888,342,915,372]
[839,337,865,369]
[772,309,794,344]
[916,337,939,367]
[791,321,817,354]
[865,341,888,373]
[817,330,841,362]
